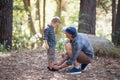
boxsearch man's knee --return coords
[65,43,72,57]
[65,43,72,51]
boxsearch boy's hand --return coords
[45,44,49,50]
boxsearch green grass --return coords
[109,47,120,58]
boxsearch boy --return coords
[44,16,61,71]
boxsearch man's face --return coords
[65,32,72,39]
[52,22,60,28]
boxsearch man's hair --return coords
[51,16,61,23]
[72,33,77,38]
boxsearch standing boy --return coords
[44,17,61,71]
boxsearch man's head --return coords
[50,16,61,28]
[63,26,77,40]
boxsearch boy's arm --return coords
[44,28,49,50]
[44,40,49,50]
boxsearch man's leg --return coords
[66,43,93,74]
[77,51,92,71]
[77,51,92,64]
[65,43,80,68]
[56,42,72,66]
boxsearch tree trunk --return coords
[55,0,62,34]
[114,0,120,46]
[36,0,41,33]
[0,0,13,50]
[78,0,96,35]
[23,0,36,35]
[42,0,46,36]
[112,0,116,44]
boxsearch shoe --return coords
[67,67,82,75]
[81,64,88,71]
[47,67,58,71]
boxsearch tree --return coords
[43,0,46,35]
[23,0,36,35]
[55,0,62,34]
[78,0,96,34]
[35,0,41,33]
[113,0,120,46]
[0,0,13,50]
[112,0,116,44]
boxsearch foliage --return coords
[12,0,114,51]
[56,35,65,52]
[0,41,9,52]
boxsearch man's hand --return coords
[53,65,61,70]
[54,61,61,66]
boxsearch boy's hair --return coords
[51,16,61,24]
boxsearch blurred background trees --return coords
[0,0,120,51]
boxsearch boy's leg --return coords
[47,47,55,69]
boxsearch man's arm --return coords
[53,61,69,70]
[53,42,82,70]
[56,53,69,66]
[65,42,82,66]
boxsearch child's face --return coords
[52,22,60,28]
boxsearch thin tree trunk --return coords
[36,0,41,33]
[55,0,62,34]
[112,0,116,43]
[23,0,36,35]
[0,0,13,50]
[42,0,46,36]
[78,0,96,35]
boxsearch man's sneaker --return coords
[81,64,88,71]
[67,67,82,75]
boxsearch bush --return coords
[0,41,9,52]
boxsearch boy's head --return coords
[50,16,61,28]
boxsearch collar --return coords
[48,24,53,29]
[70,34,78,43]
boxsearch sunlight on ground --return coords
[50,73,66,80]
[0,52,11,57]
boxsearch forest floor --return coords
[0,48,120,80]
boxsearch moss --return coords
[109,47,120,58]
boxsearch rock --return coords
[82,33,114,55]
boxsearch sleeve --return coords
[66,41,82,65]
[44,28,49,40]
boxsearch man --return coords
[53,26,94,74]
[44,16,61,71]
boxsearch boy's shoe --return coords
[67,67,82,75]
[81,64,88,71]
[47,67,58,71]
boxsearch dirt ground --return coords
[0,49,120,80]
